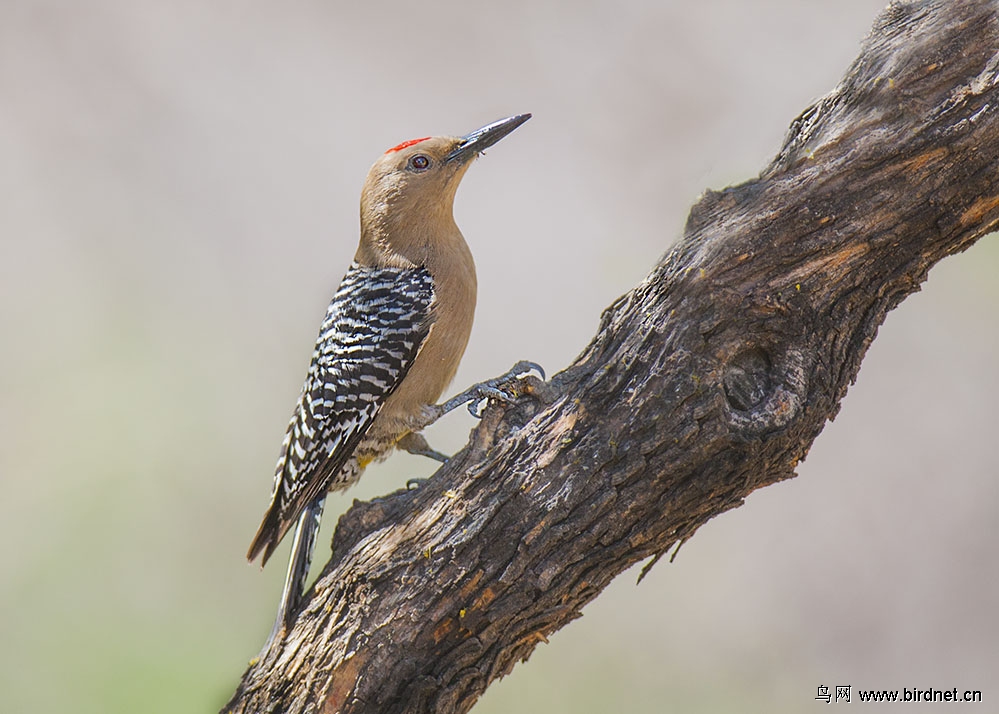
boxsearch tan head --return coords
[357,114,531,267]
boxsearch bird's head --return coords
[359,114,530,258]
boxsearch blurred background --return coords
[2,1,996,712]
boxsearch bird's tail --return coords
[264,497,326,647]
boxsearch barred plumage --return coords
[247,262,435,566]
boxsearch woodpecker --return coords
[247,114,532,641]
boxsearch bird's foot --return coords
[432,360,546,421]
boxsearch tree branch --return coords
[224,2,999,712]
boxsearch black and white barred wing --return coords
[247,262,435,565]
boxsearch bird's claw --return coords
[431,360,546,421]
[464,385,514,416]
[460,360,546,418]
[511,360,546,381]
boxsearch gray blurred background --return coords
[2,1,996,712]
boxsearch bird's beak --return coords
[445,113,531,164]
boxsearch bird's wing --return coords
[247,262,435,565]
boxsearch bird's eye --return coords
[408,154,431,171]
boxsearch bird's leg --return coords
[404,361,544,490]
[397,432,449,490]
[428,360,546,423]
[397,431,449,463]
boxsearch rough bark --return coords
[224,2,999,712]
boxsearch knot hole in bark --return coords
[723,346,807,437]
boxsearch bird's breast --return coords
[372,232,477,436]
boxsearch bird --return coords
[247,113,532,643]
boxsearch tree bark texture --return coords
[224,2,999,712]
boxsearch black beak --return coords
[445,113,531,164]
